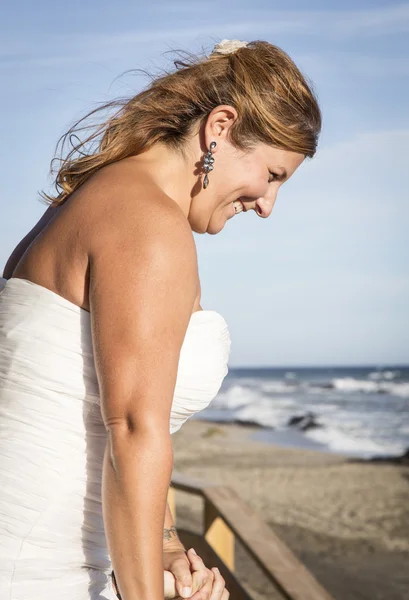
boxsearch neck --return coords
[129,140,204,218]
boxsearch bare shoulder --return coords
[83,161,198,285]
[81,163,200,430]
[81,159,200,337]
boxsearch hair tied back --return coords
[210,39,249,56]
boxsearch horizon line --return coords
[228,363,409,370]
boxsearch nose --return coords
[254,192,277,218]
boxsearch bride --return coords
[0,39,321,599]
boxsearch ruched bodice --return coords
[0,277,230,599]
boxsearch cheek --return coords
[241,173,267,198]
[237,162,267,194]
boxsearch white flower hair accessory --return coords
[210,39,249,56]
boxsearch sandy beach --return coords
[172,419,409,600]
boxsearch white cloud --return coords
[196,129,409,365]
[296,50,409,79]
[198,129,409,257]
[1,0,407,365]
[161,3,409,38]
[1,4,408,70]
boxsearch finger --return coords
[188,565,228,600]
[164,570,177,599]
[186,548,206,572]
[209,567,228,600]
[186,567,212,600]
[185,549,211,595]
[171,556,193,599]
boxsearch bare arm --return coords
[89,196,198,600]
[111,499,184,598]
[163,500,184,548]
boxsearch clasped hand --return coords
[111,544,229,599]
[163,544,230,600]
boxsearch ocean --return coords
[193,365,409,459]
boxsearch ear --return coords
[203,105,238,152]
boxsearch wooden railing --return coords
[168,471,335,600]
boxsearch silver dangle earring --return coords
[202,141,216,189]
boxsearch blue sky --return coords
[1,0,408,366]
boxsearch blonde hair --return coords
[42,40,322,205]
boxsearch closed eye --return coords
[269,169,287,183]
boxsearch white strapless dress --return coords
[0,277,231,599]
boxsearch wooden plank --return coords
[204,499,235,571]
[171,471,214,496]
[177,528,253,600]
[167,486,176,523]
[203,485,335,600]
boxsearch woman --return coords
[0,38,321,600]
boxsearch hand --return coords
[163,544,230,600]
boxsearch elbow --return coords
[106,413,171,439]
[107,417,173,473]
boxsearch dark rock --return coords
[232,418,264,429]
[318,383,334,390]
[288,412,323,432]
[350,447,409,465]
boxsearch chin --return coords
[190,217,226,235]
[189,205,231,234]
[206,225,224,235]
[206,219,227,235]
